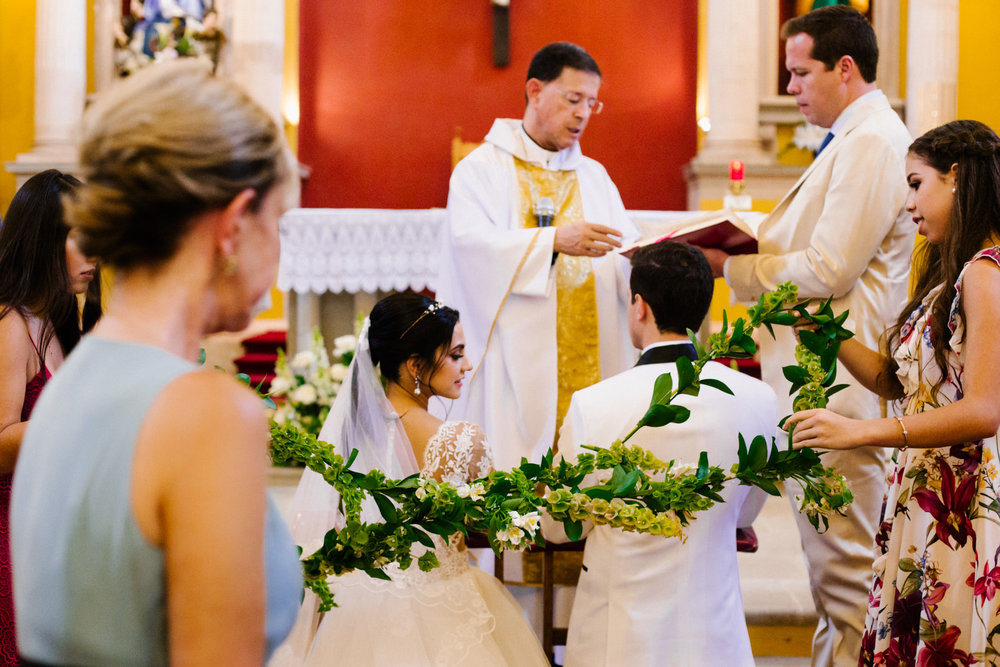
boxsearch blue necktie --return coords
[816,132,834,156]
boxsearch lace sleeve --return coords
[421,421,495,485]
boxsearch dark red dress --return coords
[1,361,50,665]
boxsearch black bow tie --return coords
[635,343,698,367]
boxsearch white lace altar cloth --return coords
[278,208,446,295]
[277,208,711,296]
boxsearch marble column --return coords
[6,0,87,188]
[228,0,286,127]
[697,0,768,165]
[93,0,119,94]
[906,0,959,137]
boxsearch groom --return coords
[547,241,777,666]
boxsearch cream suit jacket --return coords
[726,91,913,667]
[727,91,914,420]
[550,358,777,667]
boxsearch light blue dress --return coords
[11,337,301,665]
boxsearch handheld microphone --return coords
[533,197,555,228]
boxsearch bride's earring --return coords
[413,375,421,396]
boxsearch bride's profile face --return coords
[427,322,472,400]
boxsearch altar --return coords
[277,208,717,353]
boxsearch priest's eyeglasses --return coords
[554,88,604,115]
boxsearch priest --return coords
[436,42,639,470]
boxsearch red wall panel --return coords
[299,2,697,211]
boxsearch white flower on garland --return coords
[668,461,698,478]
[490,510,542,552]
[270,327,356,440]
[456,482,486,501]
[496,526,523,548]
[514,510,541,534]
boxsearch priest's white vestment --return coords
[436,118,639,470]
[549,350,777,667]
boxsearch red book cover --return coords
[620,209,760,259]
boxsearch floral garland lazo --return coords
[269,282,856,612]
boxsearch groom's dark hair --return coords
[629,241,713,335]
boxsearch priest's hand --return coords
[696,246,729,278]
[554,222,623,257]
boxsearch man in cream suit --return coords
[701,6,914,665]
[548,242,776,667]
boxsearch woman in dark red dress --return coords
[0,170,101,664]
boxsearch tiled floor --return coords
[739,492,816,625]
[740,492,817,662]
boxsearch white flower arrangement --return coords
[792,122,827,152]
[778,121,827,159]
[269,328,356,442]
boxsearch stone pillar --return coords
[697,0,767,164]
[906,0,959,137]
[93,0,120,94]
[228,0,286,127]
[6,0,87,188]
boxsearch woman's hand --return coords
[785,409,865,450]
[791,313,819,341]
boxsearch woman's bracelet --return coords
[894,415,909,450]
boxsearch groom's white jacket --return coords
[546,349,777,667]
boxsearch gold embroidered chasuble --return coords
[513,157,601,442]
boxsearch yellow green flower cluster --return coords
[545,490,683,538]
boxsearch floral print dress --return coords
[860,247,1000,666]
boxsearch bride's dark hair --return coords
[368,292,459,383]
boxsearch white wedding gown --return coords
[272,421,548,666]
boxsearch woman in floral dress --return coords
[787,119,1000,665]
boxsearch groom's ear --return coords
[632,293,650,323]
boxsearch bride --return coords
[274,293,548,666]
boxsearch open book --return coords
[620,209,761,258]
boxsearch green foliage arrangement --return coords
[269,282,857,612]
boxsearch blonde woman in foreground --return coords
[11,61,301,666]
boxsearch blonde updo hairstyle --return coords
[64,60,288,271]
